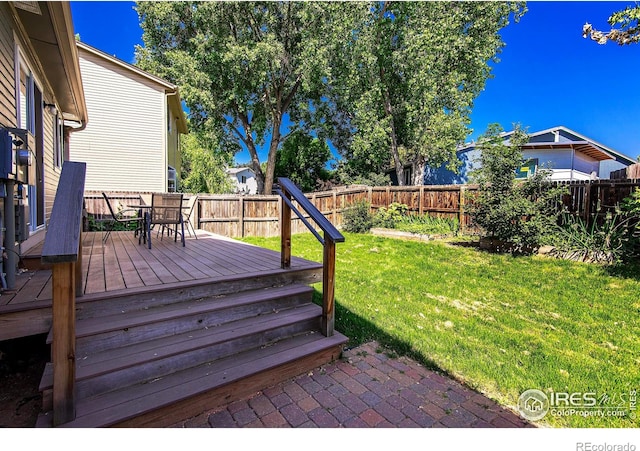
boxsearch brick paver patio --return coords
[172,341,534,428]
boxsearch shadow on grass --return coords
[603,260,640,281]
[311,290,450,377]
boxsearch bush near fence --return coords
[85,180,640,239]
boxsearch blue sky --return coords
[70,1,640,163]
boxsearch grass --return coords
[241,232,640,428]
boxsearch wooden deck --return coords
[0,230,322,341]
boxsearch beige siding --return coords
[69,48,167,192]
[0,4,65,240]
[0,4,17,127]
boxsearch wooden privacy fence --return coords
[194,185,477,237]
[557,180,640,221]
[85,180,640,239]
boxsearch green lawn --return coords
[241,232,639,428]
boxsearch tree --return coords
[179,132,234,194]
[274,131,331,193]
[468,124,565,251]
[583,5,640,45]
[329,2,526,185]
[135,1,356,194]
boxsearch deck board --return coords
[1,230,322,317]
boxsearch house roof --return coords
[459,125,635,164]
[226,167,255,175]
[521,141,613,161]
[12,1,87,125]
[76,41,188,134]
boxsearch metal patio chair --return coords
[182,195,199,239]
[146,192,185,249]
[101,193,143,243]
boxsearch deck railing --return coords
[41,161,86,426]
[275,178,345,337]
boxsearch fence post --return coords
[332,191,337,223]
[459,185,466,234]
[238,197,245,238]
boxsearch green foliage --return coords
[468,123,566,251]
[335,165,391,187]
[395,214,460,236]
[373,202,408,229]
[329,2,526,184]
[180,132,234,194]
[274,132,331,193]
[546,188,640,264]
[583,5,640,45]
[135,1,356,194]
[342,200,374,233]
[545,213,635,264]
[620,187,640,216]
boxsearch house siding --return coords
[0,3,68,247]
[69,47,167,192]
[0,3,17,128]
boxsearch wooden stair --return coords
[36,281,347,427]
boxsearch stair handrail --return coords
[275,178,344,337]
[41,161,86,426]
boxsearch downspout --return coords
[165,91,178,192]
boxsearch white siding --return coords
[69,48,166,192]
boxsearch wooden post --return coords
[332,191,337,224]
[238,197,245,238]
[52,262,76,426]
[41,161,86,426]
[280,191,291,269]
[322,237,336,337]
[419,186,424,215]
[459,186,466,234]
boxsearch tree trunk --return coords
[382,87,403,186]
[412,156,425,185]
[263,115,282,195]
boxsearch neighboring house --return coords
[423,126,636,185]
[0,1,87,266]
[226,167,257,194]
[69,42,187,193]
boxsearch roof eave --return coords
[11,2,87,125]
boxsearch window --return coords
[516,158,538,179]
[241,175,247,184]
[16,53,35,133]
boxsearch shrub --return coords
[373,202,408,228]
[543,188,640,264]
[342,200,374,233]
[467,124,566,252]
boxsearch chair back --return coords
[151,193,183,225]
[183,195,198,220]
[102,193,117,218]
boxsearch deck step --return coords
[39,303,323,398]
[73,266,322,320]
[47,283,314,354]
[37,331,347,428]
